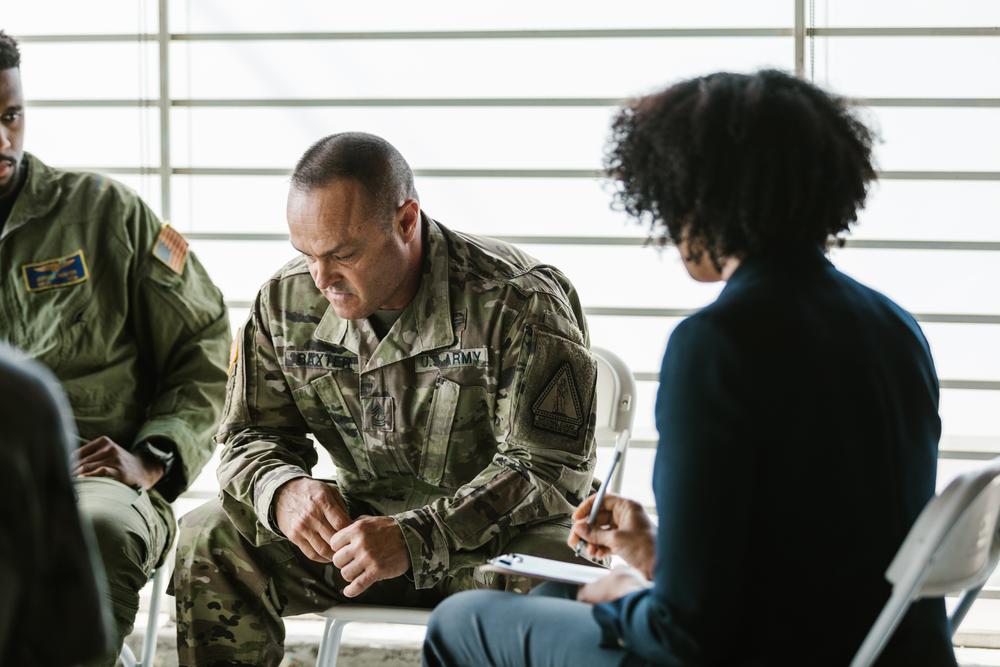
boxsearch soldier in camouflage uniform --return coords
[0,32,230,666]
[173,132,599,666]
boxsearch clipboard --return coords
[481,553,609,585]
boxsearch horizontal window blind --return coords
[8,0,1000,645]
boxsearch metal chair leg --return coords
[315,618,348,667]
[120,643,138,667]
[140,567,167,666]
[950,583,985,636]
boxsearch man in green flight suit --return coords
[0,31,231,665]
[172,132,600,666]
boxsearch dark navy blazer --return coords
[593,249,957,667]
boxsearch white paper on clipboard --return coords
[481,553,608,585]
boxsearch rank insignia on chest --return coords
[21,250,90,293]
[364,396,395,432]
[152,224,189,275]
[532,363,584,437]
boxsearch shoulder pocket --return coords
[510,326,598,454]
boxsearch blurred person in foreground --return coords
[0,344,112,665]
[423,69,957,667]
[0,30,231,665]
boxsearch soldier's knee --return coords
[88,505,130,547]
[84,502,149,581]
[177,499,237,560]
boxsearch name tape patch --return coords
[416,347,488,373]
[283,349,358,371]
[21,250,90,293]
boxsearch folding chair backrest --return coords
[851,457,1000,667]
[887,457,1000,597]
[590,347,637,494]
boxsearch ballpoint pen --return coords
[574,429,628,558]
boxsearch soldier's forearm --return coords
[217,430,319,536]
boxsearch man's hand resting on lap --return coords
[72,436,165,490]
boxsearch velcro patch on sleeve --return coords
[532,363,584,437]
[21,250,90,292]
[152,225,189,275]
[512,327,597,451]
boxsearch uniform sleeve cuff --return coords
[393,507,451,590]
[134,420,194,501]
[253,465,310,536]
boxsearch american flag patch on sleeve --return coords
[152,224,189,275]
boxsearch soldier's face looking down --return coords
[0,67,25,199]
[287,178,423,320]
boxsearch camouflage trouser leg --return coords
[171,499,445,667]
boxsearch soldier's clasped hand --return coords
[274,477,352,562]
[329,515,410,597]
[72,436,165,490]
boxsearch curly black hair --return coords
[0,31,20,70]
[605,69,877,268]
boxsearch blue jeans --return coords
[423,582,627,667]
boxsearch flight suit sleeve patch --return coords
[152,224,189,275]
[511,327,597,451]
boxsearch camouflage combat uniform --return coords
[174,215,599,666]
[0,153,231,666]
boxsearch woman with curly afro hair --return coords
[423,70,956,667]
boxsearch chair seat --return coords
[319,604,433,625]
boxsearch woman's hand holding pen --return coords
[568,492,656,579]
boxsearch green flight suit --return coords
[0,153,231,665]
[174,215,599,666]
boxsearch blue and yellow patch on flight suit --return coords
[21,250,90,292]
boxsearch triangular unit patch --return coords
[532,363,584,437]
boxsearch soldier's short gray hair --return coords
[291,132,418,224]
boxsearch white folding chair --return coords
[119,565,167,667]
[591,346,637,494]
[312,346,637,667]
[850,456,1000,667]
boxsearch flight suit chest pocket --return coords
[419,377,460,486]
[308,373,375,480]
